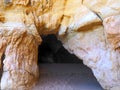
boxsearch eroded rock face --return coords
[58,0,120,90]
[0,22,41,90]
[0,0,120,90]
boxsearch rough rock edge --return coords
[0,22,42,90]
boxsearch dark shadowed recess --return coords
[0,53,5,81]
[38,34,83,63]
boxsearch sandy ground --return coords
[33,64,103,90]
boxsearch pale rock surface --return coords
[58,1,120,90]
[0,0,120,90]
[0,22,42,90]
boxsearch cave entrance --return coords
[0,34,103,90]
[36,34,103,90]
[38,34,83,63]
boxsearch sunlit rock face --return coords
[58,0,120,90]
[0,0,120,90]
[0,22,42,90]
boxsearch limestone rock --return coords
[0,0,120,90]
[0,22,42,90]
[58,1,120,90]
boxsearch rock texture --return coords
[0,0,120,90]
[0,22,42,90]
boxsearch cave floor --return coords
[33,64,103,90]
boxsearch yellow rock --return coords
[0,0,120,90]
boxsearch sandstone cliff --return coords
[0,0,120,90]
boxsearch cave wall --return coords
[0,0,120,90]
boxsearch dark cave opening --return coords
[38,34,83,63]
[0,53,5,81]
